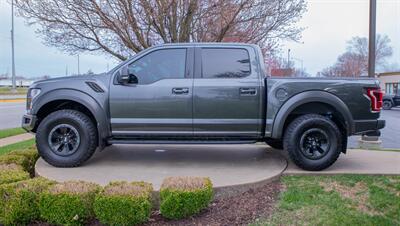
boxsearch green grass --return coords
[0,139,35,156]
[0,87,28,95]
[255,175,400,226]
[0,128,27,139]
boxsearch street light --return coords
[11,0,16,92]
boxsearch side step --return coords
[107,138,258,145]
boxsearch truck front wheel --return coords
[36,110,98,167]
[283,114,342,171]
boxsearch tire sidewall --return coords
[36,110,95,166]
[383,100,392,110]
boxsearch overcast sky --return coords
[0,0,399,78]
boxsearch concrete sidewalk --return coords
[0,133,34,147]
[284,149,400,175]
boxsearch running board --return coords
[107,138,257,145]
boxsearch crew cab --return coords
[22,43,385,171]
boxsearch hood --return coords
[31,73,108,87]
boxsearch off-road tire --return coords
[265,138,283,150]
[283,114,342,171]
[36,109,98,167]
[382,100,392,110]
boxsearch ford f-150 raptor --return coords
[22,43,385,171]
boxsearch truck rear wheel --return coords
[36,110,98,167]
[283,114,342,171]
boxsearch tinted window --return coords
[128,49,186,84]
[202,48,251,78]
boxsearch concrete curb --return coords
[35,145,288,207]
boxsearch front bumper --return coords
[22,114,37,132]
[353,119,385,135]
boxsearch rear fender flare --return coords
[271,91,354,139]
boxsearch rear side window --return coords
[201,48,251,78]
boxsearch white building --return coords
[0,79,34,87]
[377,72,400,95]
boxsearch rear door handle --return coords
[172,87,189,95]
[240,87,257,96]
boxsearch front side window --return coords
[128,48,186,84]
[202,48,251,78]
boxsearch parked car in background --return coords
[383,91,400,110]
[22,43,385,171]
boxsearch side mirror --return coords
[117,65,138,85]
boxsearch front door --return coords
[110,47,194,136]
[193,46,262,138]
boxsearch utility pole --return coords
[368,0,376,78]
[65,65,68,76]
[287,49,291,68]
[360,0,381,149]
[11,0,16,91]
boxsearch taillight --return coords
[365,87,383,112]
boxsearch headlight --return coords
[26,88,41,111]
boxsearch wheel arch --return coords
[271,91,354,140]
[32,89,110,148]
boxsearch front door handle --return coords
[240,87,257,96]
[172,87,189,95]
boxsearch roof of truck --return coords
[158,42,260,48]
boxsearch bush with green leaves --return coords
[8,147,39,173]
[0,164,30,185]
[160,176,213,219]
[0,154,30,171]
[94,181,153,226]
[39,181,100,226]
[0,177,54,225]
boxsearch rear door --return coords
[193,46,262,138]
[109,47,194,136]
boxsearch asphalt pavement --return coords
[348,107,400,149]
[0,102,25,129]
[0,102,399,149]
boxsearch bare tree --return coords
[14,0,306,61]
[320,34,393,77]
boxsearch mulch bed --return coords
[31,181,282,226]
[145,180,282,226]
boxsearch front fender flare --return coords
[271,91,354,139]
[32,89,110,148]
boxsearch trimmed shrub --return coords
[0,177,54,225]
[160,176,213,219]
[94,181,153,226]
[0,155,30,172]
[39,181,100,226]
[0,164,30,185]
[9,147,39,173]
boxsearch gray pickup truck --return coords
[22,43,385,171]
